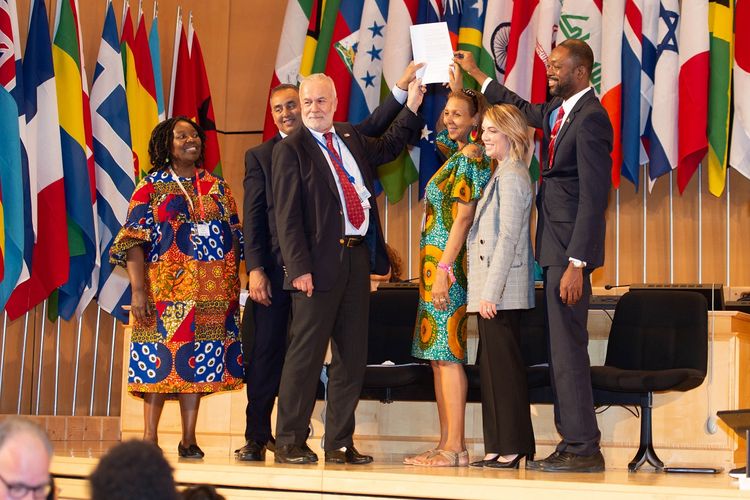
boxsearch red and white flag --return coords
[600,0,625,187]
[731,0,750,179]
[676,0,708,193]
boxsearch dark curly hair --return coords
[89,440,179,500]
[148,116,206,171]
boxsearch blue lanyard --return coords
[313,134,356,184]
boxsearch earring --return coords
[469,125,479,143]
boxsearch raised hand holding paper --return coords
[409,22,454,84]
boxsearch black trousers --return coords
[275,244,370,451]
[477,310,535,456]
[241,261,291,443]
[543,265,601,456]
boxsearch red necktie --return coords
[547,107,565,169]
[324,132,365,229]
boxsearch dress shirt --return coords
[308,127,370,236]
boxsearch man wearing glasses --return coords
[0,418,53,499]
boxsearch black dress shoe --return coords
[235,440,266,462]
[484,454,527,469]
[729,466,747,479]
[266,437,276,453]
[275,444,318,464]
[527,450,604,473]
[324,446,373,465]
[178,442,205,459]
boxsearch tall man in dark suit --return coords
[455,39,612,472]
[238,69,421,462]
[271,73,424,464]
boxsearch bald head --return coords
[0,418,53,500]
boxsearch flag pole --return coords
[90,306,102,416]
[167,4,182,118]
[18,311,30,413]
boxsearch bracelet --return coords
[437,262,456,283]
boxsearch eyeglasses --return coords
[0,473,52,499]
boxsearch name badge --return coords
[196,223,211,237]
[356,184,371,209]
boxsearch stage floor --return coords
[50,441,749,500]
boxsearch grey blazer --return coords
[466,158,535,312]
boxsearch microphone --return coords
[603,283,631,290]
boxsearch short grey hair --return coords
[299,73,337,99]
[0,417,53,456]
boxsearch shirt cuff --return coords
[391,84,408,105]
[480,78,494,94]
[568,257,587,268]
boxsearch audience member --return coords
[0,417,53,500]
[89,440,178,500]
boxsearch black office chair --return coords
[590,290,708,471]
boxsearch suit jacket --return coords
[484,82,612,269]
[271,106,423,291]
[466,158,535,312]
[242,92,415,271]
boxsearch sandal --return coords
[422,449,469,467]
[404,448,438,465]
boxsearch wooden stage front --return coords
[51,442,749,500]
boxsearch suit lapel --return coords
[300,127,341,202]
[552,88,595,153]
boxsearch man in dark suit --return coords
[456,39,612,472]
[271,73,424,464]
[237,69,421,462]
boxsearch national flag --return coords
[149,1,166,121]
[310,0,343,74]
[51,0,98,320]
[379,0,419,202]
[300,0,326,75]
[645,0,680,186]
[167,6,193,118]
[457,0,486,89]
[348,0,387,124]
[262,0,315,140]
[620,0,644,187]
[188,19,222,176]
[504,0,559,181]
[478,0,513,85]
[676,0,709,194]
[707,0,734,196]
[601,0,625,187]
[0,85,21,311]
[323,0,363,121]
[730,0,750,179]
[122,1,159,182]
[557,0,603,94]
[639,0,659,169]
[0,0,27,310]
[6,0,68,320]
[92,0,135,323]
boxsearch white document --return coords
[409,22,454,84]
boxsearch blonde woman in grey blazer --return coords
[466,104,536,469]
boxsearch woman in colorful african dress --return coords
[406,87,492,467]
[110,117,244,459]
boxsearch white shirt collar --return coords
[561,86,592,116]
[279,130,288,139]
[308,126,335,143]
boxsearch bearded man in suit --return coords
[237,66,421,462]
[271,73,424,464]
[455,39,612,472]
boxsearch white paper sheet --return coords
[409,22,454,84]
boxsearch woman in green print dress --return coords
[406,88,492,467]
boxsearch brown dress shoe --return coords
[274,444,318,464]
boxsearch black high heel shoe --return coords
[484,453,527,469]
[178,442,205,459]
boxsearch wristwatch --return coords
[569,257,586,269]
